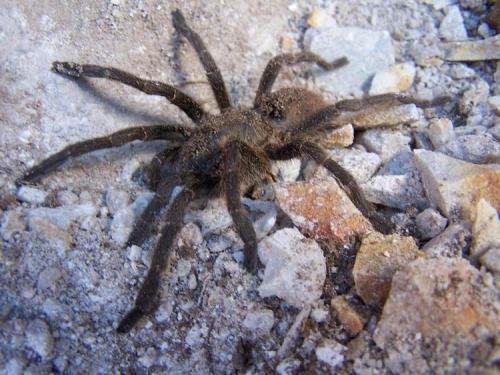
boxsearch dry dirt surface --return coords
[1,1,499,374]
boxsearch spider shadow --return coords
[63,74,182,125]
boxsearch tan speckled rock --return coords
[414,149,500,220]
[471,199,500,274]
[331,296,365,336]
[374,258,500,372]
[353,232,424,306]
[274,178,371,244]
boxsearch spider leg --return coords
[334,93,451,112]
[223,141,261,273]
[19,125,189,183]
[117,186,195,333]
[143,146,181,190]
[52,62,205,123]
[172,10,231,111]
[254,51,348,108]
[265,140,393,234]
[288,94,452,137]
[127,176,180,247]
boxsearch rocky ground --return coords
[1,0,499,374]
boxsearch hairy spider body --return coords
[19,10,446,333]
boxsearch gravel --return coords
[2,1,499,373]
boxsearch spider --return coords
[18,10,445,333]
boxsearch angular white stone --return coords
[305,26,395,96]
[16,186,47,204]
[416,208,448,240]
[426,118,454,148]
[440,6,468,41]
[359,129,411,162]
[471,199,500,261]
[329,148,382,183]
[243,309,275,336]
[369,62,416,95]
[362,174,428,210]
[315,339,346,368]
[258,228,326,308]
[414,149,500,220]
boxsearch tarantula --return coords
[19,10,442,333]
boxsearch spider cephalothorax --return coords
[19,10,442,333]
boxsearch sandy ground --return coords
[1,1,499,374]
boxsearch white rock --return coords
[328,148,382,183]
[26,203,97,230]
[422,222,471,258]
[109,207,134,246]
[105,189,129,214]
[25,319,53,359]
[311,308,329,323]
[178,222,203,248]
[0,210,25,241]
[315,339,346,368]
[449,64,476,79]
[16,186,47,204]
[471,199,500,261]
[416,208,448,240]
[305,26,395,96]
[359,129,411,162]
[258,228,326,308]
[185,199,233,235]
[243,198,278,240]
[131,191,155,217]
[440,6,468,41]
[273,158,301,183]
[421,0,458,10]
[127,245,142,262]
[438,134,500,163]
[426,118,454,148]
[415,149,500,220]
[362,174,428,210]
[488,96,500,115]
[369,63,416,95]
[242,309,275,336]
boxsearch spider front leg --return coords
[117,186,195,333]
[222,141,264,273]
[265,140,394,234]
[142,146,181,190]
[52,62,205,123]
[254,51,348,108]
[172,10,231,111]
[127,176,181,247]
[19,125,189,183]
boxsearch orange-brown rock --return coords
[274,177,371,244]
[331,296,365,336]
[353,232,424,306]
[374,258,500,348]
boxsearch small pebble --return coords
[16,186,47,204]
[25,319,53,359]
[416,208,448,240]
